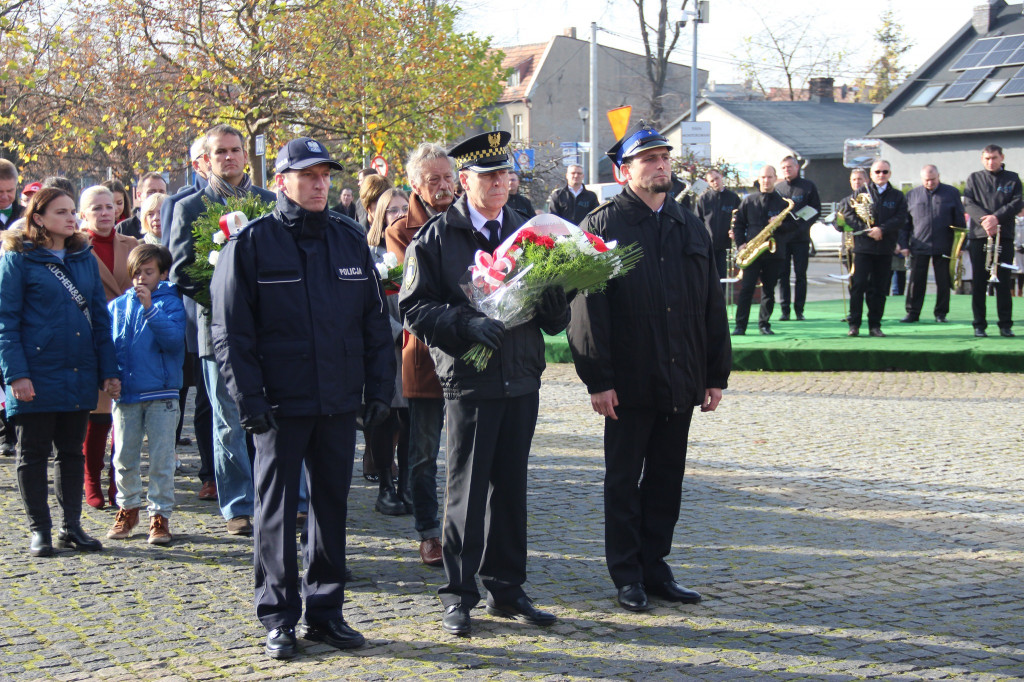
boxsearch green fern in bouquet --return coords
[183,194,274,308]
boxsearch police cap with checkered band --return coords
[448,131,513,173]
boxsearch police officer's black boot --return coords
[374,468,407,516]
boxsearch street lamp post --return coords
[578,106,589,183]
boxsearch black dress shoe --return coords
[731,327,745,336]
[779,312,790,321]
[57,524,103,551]
[975,328,988,338]
[616,583,650,612]
[869,327,886,338]
[795,312,805,321]
[442,604,471,636]
[29,531,53,557]
[848,326,859,337]
[759,325,775,335]
[265,627,297,659]
[900,315,918,323]
[999,328,1015,338]
[646,580,702,604]
[935,316,948,323]
[301,617,365,649]
[486,596,556,626]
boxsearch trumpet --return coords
[735,198,795,269]
[985,229,1022,283]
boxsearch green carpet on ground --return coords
[544,294,1024,373]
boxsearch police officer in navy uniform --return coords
[211,137,395,660]
[399,131,569,637]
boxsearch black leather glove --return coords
[362,399,390,430]
[464,316,505,350]
[242,411,277,435]
[536,285,568,322]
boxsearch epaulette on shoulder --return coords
[587,199,614,217]
[328,211,365,238]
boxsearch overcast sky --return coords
[457,0,980,87]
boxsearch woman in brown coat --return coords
[79,185,138,508]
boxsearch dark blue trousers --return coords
[253,413,355,630]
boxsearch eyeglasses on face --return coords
[385,205,410,215]
[872,169,890,175]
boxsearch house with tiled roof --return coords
[662,79,874,202]
[484,29,706,200]
[869,0,1024,188]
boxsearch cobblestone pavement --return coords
[1,366,1023,681]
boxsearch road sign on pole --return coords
[607,106,632,141]
[561,142,581,167]
[370,155,389,177]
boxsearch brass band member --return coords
[840,160,908,337]
[962,144,1023,337]
[731,166,795,335]
[695,169,741,290]
[897,165,966,324]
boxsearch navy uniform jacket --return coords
[399,195,568,401]
[899,183,966,255]
[963,166,1023,240]
[733,191,797,262]
[567,185,731,412]
[774,176,821,244]
[695,187,741,251]
[840,184,908,256]
[210,193,394,422]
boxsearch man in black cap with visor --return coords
[212,137,395,659]
[567,122,731,612]
[400,130,569,637]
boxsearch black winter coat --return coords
[774,176,821,244]
[567,185,731,412]
[695,188,741,251]
[733,191,797,262]
[399,195,568,400]
[840,183,908,255]
[548,185,599,225]
[210,193,395,422]
[899,183,966,255]
[963,166,1023,240]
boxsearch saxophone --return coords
[949,226,967,289]
[735,198,795,269]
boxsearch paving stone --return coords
[1,368,1023,680]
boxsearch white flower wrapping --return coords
[213,231,227,245]
[208,250,219,266]
[382,251,398,269]
[376,262,390,280]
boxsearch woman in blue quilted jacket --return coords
[0,187,121,557]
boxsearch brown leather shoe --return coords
[227,516,253,536]
[198,480,217,501]
[106,507,140,539]
[148,514,172,545]
[419,537,443,566]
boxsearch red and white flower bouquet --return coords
[458,213,643,370]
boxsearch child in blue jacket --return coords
[106,244,185,544]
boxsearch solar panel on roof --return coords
[997,65,1024,96]
[978,35,1024,67]
[938,68,992,101]
[1010,44,1024,65]
[951,37,1002,70]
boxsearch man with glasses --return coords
[840,160,908,337]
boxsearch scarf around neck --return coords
[208,172,253,200]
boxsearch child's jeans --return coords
[113,399,180,516]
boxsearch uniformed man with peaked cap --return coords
[399,131,569,637]
[568,121,731,612]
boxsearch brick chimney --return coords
[973,1,1006,34]
[563,27,577,39]
[809,77,835,103]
